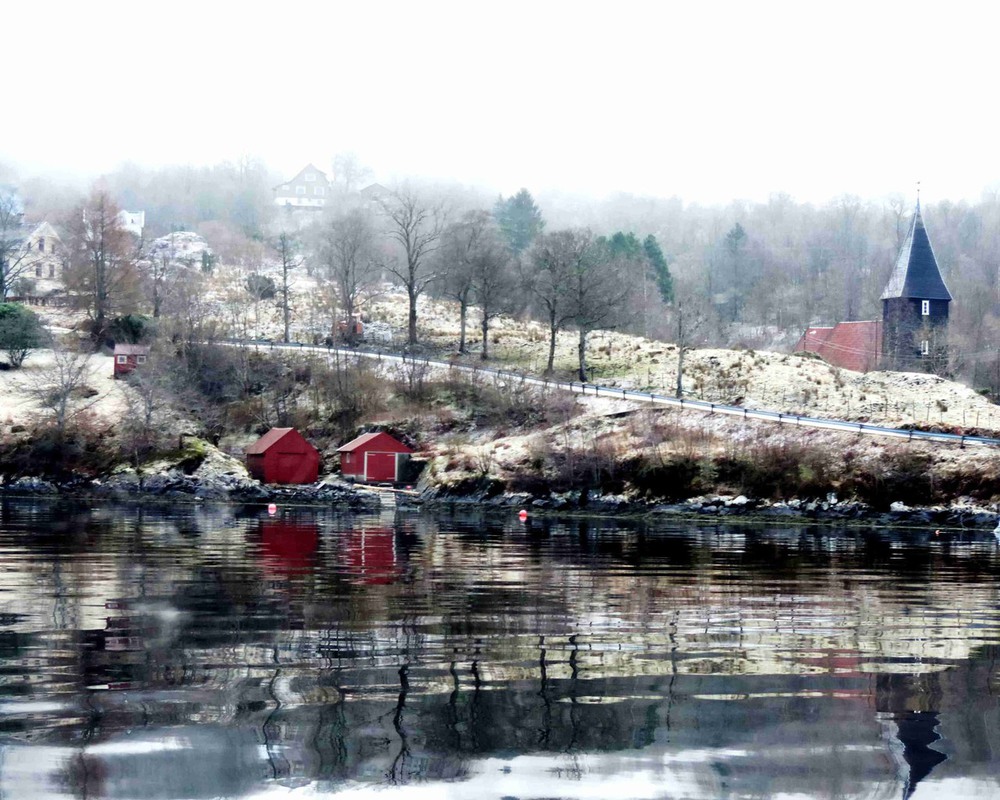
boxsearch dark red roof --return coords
[337,431,413,454]
[244,427,316,455]
[794,320,882,372]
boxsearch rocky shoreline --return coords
[421,484,1000,529]
[0,472,388,509]
[6,474,994,530]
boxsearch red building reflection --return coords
[258,520,320,578]
[341,527,399,585]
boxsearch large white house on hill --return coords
[273,164,331,208]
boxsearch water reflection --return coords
[0,500,998,798]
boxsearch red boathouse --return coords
[337,432,413,484]
[245,428,320,484]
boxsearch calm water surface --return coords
[0,499,998,799]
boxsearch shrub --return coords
[0,303,47,368]
[108,314,155,345]
[0,416,117,481]
[625,454,715,500]
[716,440,837,500]
[245,273,276,300]
[841,450,933,510]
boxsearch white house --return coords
[6,221,64,297]
[273,164,331,208]
[117,210,145,238]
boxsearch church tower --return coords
[880,202,951,371]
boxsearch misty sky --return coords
[4,1,997,205]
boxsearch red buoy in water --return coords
[267,503,277,516]
[518,509,528,521]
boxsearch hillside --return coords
[195,262,1000,434]
[3,268,1000,514]
[6,273,1000,440]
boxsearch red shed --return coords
[245,427,320,484]
[113,344,150,378]
[337,431,413,483]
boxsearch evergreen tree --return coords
[643,234,673,304]
[494,189,544,255]
[0,302,47,367]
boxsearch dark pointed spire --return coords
[880,203,951,301]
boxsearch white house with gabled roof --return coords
[273,164,331,208]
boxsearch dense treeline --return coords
[6,156,1000,392]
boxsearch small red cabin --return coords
[113,344,150,378]
[245,428,320,485]
[337,432,413,484]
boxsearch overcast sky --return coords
[4,1,997,206]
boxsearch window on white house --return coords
[296,185,306,195]
[38,238,44,252]
[49,265,55,278]
[35,265,41,277]
[314,186,324,196]
[921,300,930,315]
[136,355,147,364]
[921,340,929,356]
[116,355,127,364]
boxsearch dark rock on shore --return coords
[422,485,1000,528]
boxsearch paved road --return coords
[222,338,1000,448]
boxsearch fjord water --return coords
[0,501,998,799]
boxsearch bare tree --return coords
[30,349,95,440]
[527,230,590,375]
[469,219,516,360]
[0,190,31,300]
[437,211,493,354]
[379,187,444,347]
[565,236,632,382]
[332,152,373,195]
[322,208,381,344]
[143,232,175,319]
[63,190,142,343]
[667,284,713,398]
[118,366,171,466]
[274,231,302,342]
[157,263,218,354]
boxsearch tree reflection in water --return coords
[0,501,997,799]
